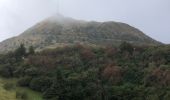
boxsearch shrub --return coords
[3,82,15,90]
[16,91,28,100]
[18,76,32,87]
[25,67,40,76]
[0,65,13,77]
[120,42,134,54]
[30,77,52,92]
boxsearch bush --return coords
[30,77,52,92]
[0,65,13,77]
[3,82,15,90]
[25,67,40,76]
[16,91,28,100]
[120,42,134,54]
[18,76,32,87]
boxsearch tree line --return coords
[0,42,170,100]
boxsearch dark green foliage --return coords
[120,41,134,54]
[18,76,32,87]
[0,43,170,100]
[0,64,14,77]
[123,66,144,84]
[28,46,35,55]
[30,77,52,92]
[14,44,26,60]
[25,67,40,77]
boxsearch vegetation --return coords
[16,90,28,100]
[3,82,15,90]
[0,78,42,100]
[0,42,169,100]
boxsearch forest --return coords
[0,42,170,100]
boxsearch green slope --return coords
[0,78,43,100]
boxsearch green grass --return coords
[0,77,43,100]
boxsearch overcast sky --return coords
[0,0,170,43]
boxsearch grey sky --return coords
[0,0,170,43]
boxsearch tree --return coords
[120,42,134,54]
[28,46,35,55]
[15,44,26,60]
[0,64,14,77]
[30,77,52,92]
[18,76,32,87]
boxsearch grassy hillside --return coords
[0,78,16,100]
[0,78,43,100]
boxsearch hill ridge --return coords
[0,15,161,53]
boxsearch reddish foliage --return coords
[105,47,118,57]
[80,47,96,61]
[149,67,170,86]
[102,63,122,84]
[27,55,56,71]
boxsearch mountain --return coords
[0,15,161,53]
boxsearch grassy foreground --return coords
[0,78,43,100]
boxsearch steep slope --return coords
[0,15,161,53]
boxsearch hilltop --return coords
[0,15,161,53]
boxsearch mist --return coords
[0,0,170,43]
